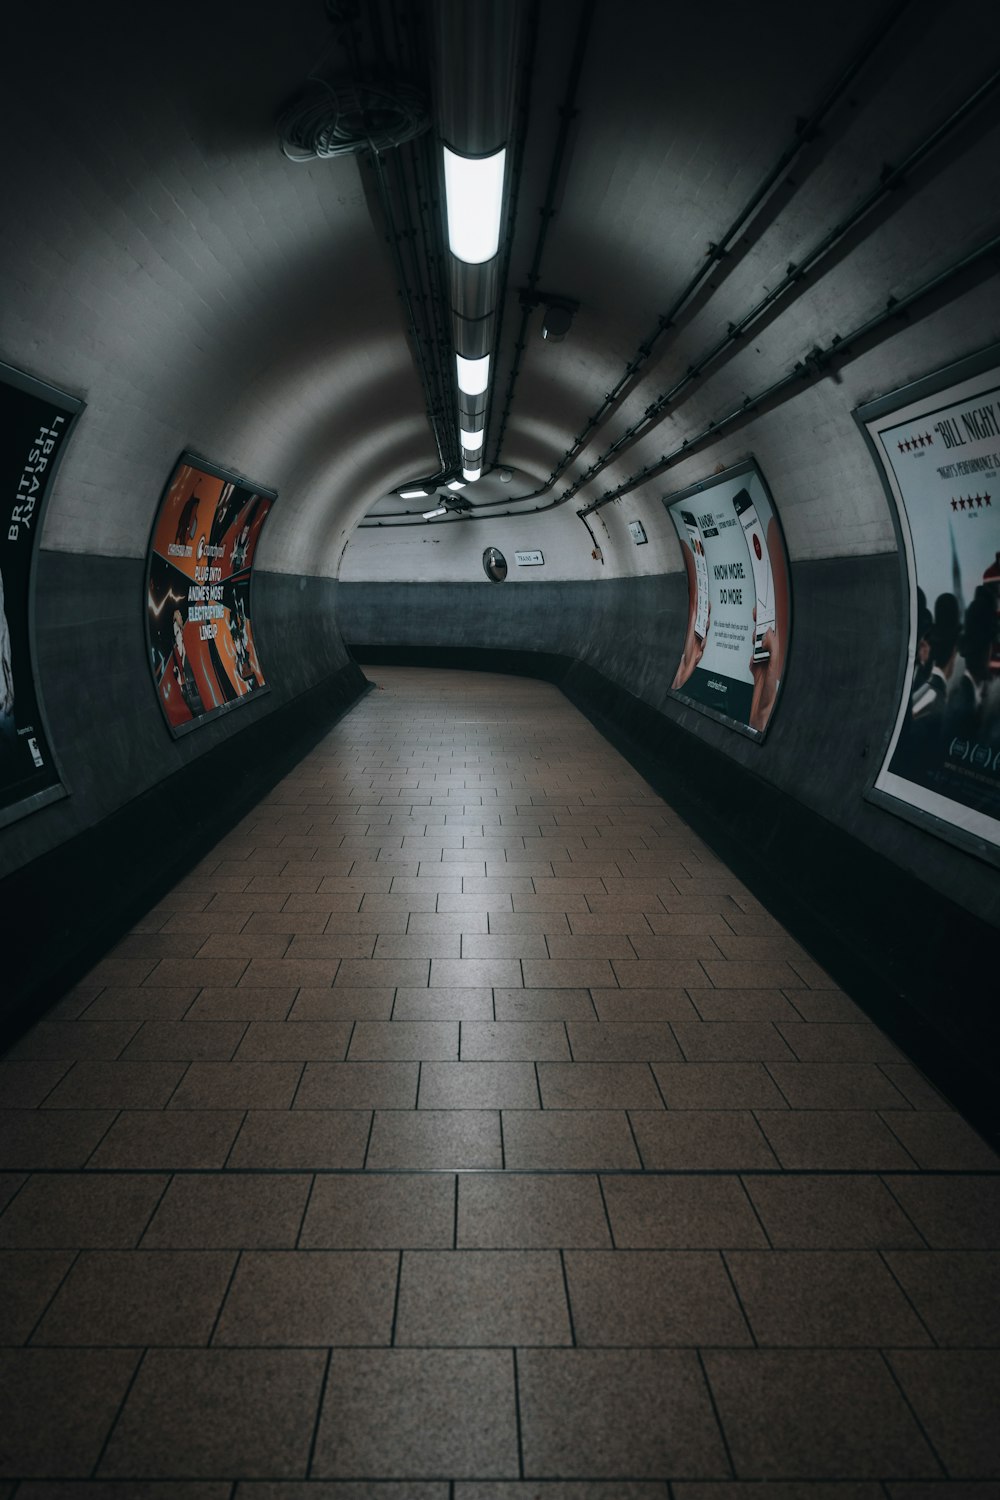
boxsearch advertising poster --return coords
[146,454,275,736]
[857,349,1000,862]
[663,459,791,739]
[0,361,82,828]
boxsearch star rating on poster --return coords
[949,494,992,510]
[897,432,934,453]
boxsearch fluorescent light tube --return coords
[443,146,506,264]
[422,505,447,519]
[461,428,484,451]
[447,479,466,491]
[456,353,490,396]
[463,466,482,482]
[399,488,429,499]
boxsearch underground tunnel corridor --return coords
[1,665,998,1489]
[2,0,999,1486]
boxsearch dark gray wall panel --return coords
[339,562,994,928]
[0,559,355,879]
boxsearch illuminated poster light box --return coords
[145,452,277,738]
[663,457,792,741]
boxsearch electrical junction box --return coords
[628,519,648,544]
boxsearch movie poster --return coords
[857,350,1000,862]
[146,455,275,736]
[0,361,82,828]
[663,459,792,739]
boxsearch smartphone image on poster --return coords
[733,487,774,660]
[681,510,710,639]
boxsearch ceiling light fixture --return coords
[447,479,466,490]
[399,487,430,499]
[456,353,490,396]
[462,466,482,482]
[461,428,484,451]
[443,146,507,264]
[422,505,448,519]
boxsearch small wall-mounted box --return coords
[514,549,544,566]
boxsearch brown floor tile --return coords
[82,987,201,1021]
[783,987,870,1022]
[87,1111,244,1169]
[429,958,523,988]
[348,1021,458,1060]
[777,1023,903,1064]
[293,1060,418,1110]
[409,911,489,933]
[884,1251,1000,1345]
[0,1174,167,1248]
[0,1249,74,1342]
[373,933,462,959]
[288,988,394,1021]
[41,1060,187,1110]
[494,989,598,1021]
[461,933,548,959]
[33,1249,235,1346]
[6,1022,140,1062]
[461,1022,569,1061]
[187,988,297,1021]
[213,1249,397,1345]
[673,1022,793,1062]
[566,1249,751,1345]
[393,988,494,1020]
[673,1487,881,1500]
[601,1175,767,1248]
[312,1348,518,1478]
[395,1249,571,1345]
[419,1061,539,1109]
[884,1176,1000,1248]
[703,1349,938,1478]
[690,989,801,1022]
[888,1351,1000,1478]
[487,911,569,934]
[99,1349,326,1478]
[567,1023,681,1062]
[168,1061,303,1110]
[141,1174,311,1248]
[518,1348,728,1478]
[537,1062,662,1110]
[880,1111,1000,1169]
[457,1175,611,1248]
[765,1062,911,1110]
[755,1111,918,1169]
[281,935,378,960]
[744,1176,925,1249]
[502,1110,640,1169]
[0,1060,71,1107]
[300,1174,455,1248]
[118,1023,246,1062]
[879,1063,950,1110]
[725,1249,931,1346]
[233,1021,352,1061]
[144,959,250,988]
[239,958,341,987]
[195,934,292,959]
[0,1110,118,1169]
[611,961,711,988]
[227,1110,370,1169]
[630,1111,777,1169]
[367,1109,501,1169]
[0,1348,139,1477]
[652,1061,786,1110]
[589,989,698,1022]
[521,959,619,989]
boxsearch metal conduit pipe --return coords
[577,62,1000,479]
[358,231,1000,526]
[500,0,917,503]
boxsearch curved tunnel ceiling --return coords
[2,0,999,579]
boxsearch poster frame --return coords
[853,341,1000,868]
[0,359,83,831]
[662,455,793,744]
[144,450,276,741]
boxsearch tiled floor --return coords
[1,664,998,1494]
